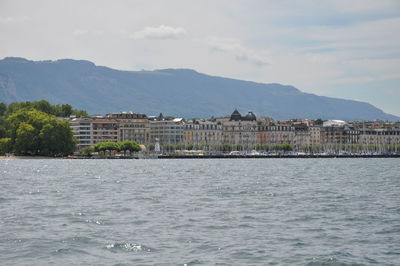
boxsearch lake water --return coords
[1,158,399,265]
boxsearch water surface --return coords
[1,158,399,265]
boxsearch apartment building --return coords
[258,122,295,146]
[92,117,119,144]
[222,110,258,149]
[184,119,222,147]
[359,128,400,147]
[309,126,321,146]
[320,127,358,147]
[69,116,93,150]
[149,118,184,146]
[106,112,150,144]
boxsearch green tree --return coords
[39,119,76,156]
[119,141,141,156]
[176,143,185,150]
[164,143,176,153]
[61,104,73,117]
[235,144,243,151]
[0,125,6,138]
[15,122,36,155]
[0,102,7,116]
[272,144,280,151]
[186,144,194,150]
[7,108,76,156]
[4,100,87,118]
[282,143,293,152]
[33,100,53,115]
[72,110,89,117]
[94,141,120,156]
[262,144,270,152]
[80,146,94,157]
[0,138,11,155]
[222,143,232,152]
[5,101,34,117]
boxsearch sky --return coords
[1,0,400,116]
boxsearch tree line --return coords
[80,141,141,157]
[0,100,87,156]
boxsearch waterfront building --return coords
[320,122,359,152]
[293,123,310,151]
[344,126,359,146]
[309,126,321,146]
[92,117,119,144]
[184,119,222,148]
[69,116,93,150]
[359,126,400,152]
[222,110,258,150]
[68,108,400,155]
[320,126,345,146]
[149,117,184,148]
[257,120,269,145]
[106,112,150,144]
[261,122,295,147]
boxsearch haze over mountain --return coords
[0,57,398,121]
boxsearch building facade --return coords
[309,126,321,146]
[261,122,295,146]
[69,117,93,150]
[184,119,222,147]
[359,128,400,150]
[149,118,184,146]
[91,117,119,144]
[106,112,150,144]
[222,110,258,150]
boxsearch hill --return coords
[0,57,398,121]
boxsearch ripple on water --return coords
[0,197,12,203]
[1,158,399,265]
[85,219,105,225]
[183,259,203,265]
[306,257,364,266]
[105,243,153,253]
[54,248,90,255]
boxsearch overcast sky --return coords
[1,0,400,116]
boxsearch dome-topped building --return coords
[244,111,256,121]
[230,109,242,121]
[229,109,256,121]
[224,109,258,149]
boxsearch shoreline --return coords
[0,155,59,160]
[158,154,400,159]
[2,154,400,159]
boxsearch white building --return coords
[69,116,93,150]
[149,117,184,147]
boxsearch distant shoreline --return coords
[0,155,59,160]
[158,154,400,159]
[2,154,399,160]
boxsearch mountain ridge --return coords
[0,57,398,121]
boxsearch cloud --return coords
[206,37,270,67]
[1,0,399,115]
[0,16,29,23]
[73,29,104,37]
[132,25,186,40]
[73,29,88,36]
[327,0,400,13]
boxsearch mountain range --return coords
[0,57,398,121]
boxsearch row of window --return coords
[185,125,221,130]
